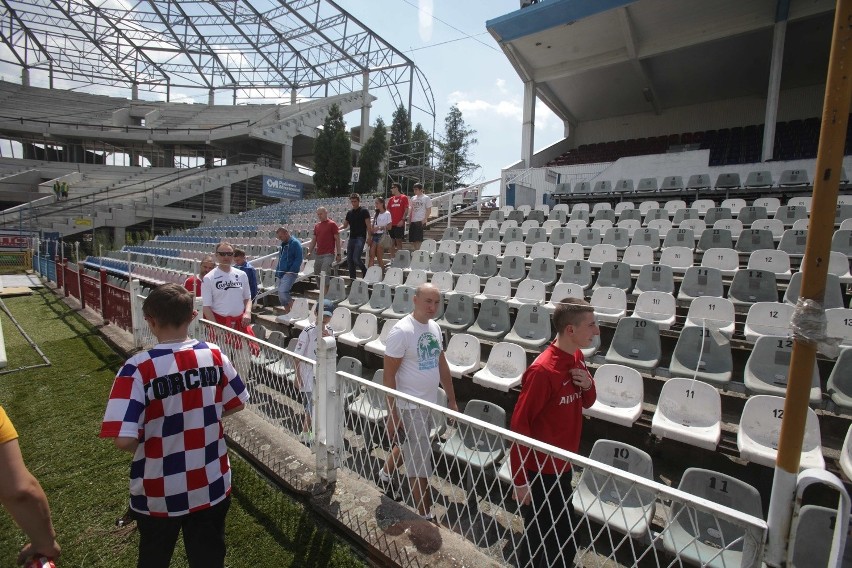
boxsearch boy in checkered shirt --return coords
[100,283,248,568]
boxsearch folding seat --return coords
[669,326,733,386]
[521,258,555,288]
[825,309,852,355]
[617,208,643,223]
[576,227,602,250]
[328,306,352,337]
[441,227,460,241]
[659,176,682,191]
[505,278,545,309]
[582,364,643,426]
[544,282,586,313]
[527,241,554,262]
[584,245,616,271]
[571,439,656,540]
[616,219,641,237]
[549,227,572,247]
[475,276,512,303]
[501,241,526,261]
[613,178,635,194]
[498,255,527,285]
[700,247,740,278]
[457,239,479,257]
[703,206,732,226]
[438,400,506,473]
[683,296,735,336]
[643,207,669,225]
[622,244,653,270]
[774,205,808,228]
[662,468,763,568]
[672,208,699,226]
[467,299,512,341]
[714,172,741,191]
[779,229,808,256]
[638,200,660,214]
[542,219,562,236]
[632,291,676,330]
[445,333,482,378]
[827,348,852,409]
[471,253,499,280]
[744,336,821,402]
[587,286,626,324]
[784,272,844,309]
[696,227,734,253]
[505,304,552,349]
[360,283,393,315]
[728,269,778,305]
[556,242,584,265]
[602,227,630,250]
[408,250,431,272]
[560,259,594,289]
[721,198,746,216]
[481,226,500,243]
[634,263,675,294]
[662,227,695,249]
[339,279,371,311]
[737,395,824,469]
[664,200,687,216]
[832,229,852,256]
[648,219,673,239]
[436,293,476,333]
[630,227,661,250]
[391,249,411,269]
[735,229,775,253]
[687,173,712,190]
[751,219,785,241]
[521,220,541,237]
[364,318,400,356]
[593,180,613,194]
[428,251,452,273]
[338,312,379,347]
[652,379,721,450]
[479,240,501,258]
[778,169,810,187]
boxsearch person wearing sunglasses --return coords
[201,242,256,348]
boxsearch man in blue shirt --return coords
[233,248,258,300]
[275,227,303,314]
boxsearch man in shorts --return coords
[383,283,458,520]
[408,183,431,250]
[307,207,341,284]
[386,182,409,256]
[293,300,334,445]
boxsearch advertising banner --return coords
[262,176,304,199]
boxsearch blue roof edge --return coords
[486,0,635,43]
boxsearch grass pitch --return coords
[0,288,367,568]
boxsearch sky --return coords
[336,0,563,186]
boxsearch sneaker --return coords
[298,431,313,445]
[378,469,392,484]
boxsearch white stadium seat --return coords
[737,394,824,469]
[472,342,526,392]
[583,364,643,427]
[652,378,721,450]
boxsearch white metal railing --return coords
[429,178,500,228]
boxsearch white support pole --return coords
[314,272,340,485]
[360,71,371,144]
[128,278,142,349]
[521,80,536,168]
[762,18,787,162]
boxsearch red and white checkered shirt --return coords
[100,339,248,517]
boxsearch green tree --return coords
[436,105,478,190]
[410,123,432,168]
[313,104,353,196]
[389,104,412,170]
[357,117,389,193]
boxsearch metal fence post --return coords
[314,334,339,486]
[99,269,108,324]
[128,278,143,348]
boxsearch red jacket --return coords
[510,342,596,486]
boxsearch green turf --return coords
[0,288,367,568]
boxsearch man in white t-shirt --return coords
[408,183,432,250]
[201,242,256,359]
[382,283,458,519]
[293,301,334,444]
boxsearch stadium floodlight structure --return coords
[0,0,434,118]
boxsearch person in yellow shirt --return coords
[0,405,61,564]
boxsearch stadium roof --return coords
[486,0,836,124]
[0,0,433,114]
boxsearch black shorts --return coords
[390,225,405,240]
[409,221,424,243]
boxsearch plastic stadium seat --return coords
[613,179,635,194]
[450,252,475,275]
[325,277,348,304]
[735,229,775,253]
[467,299,511,341]
[778,229,809,257]
[594,180,613,194]
[590,287,627,324]
[630,227,661,250]
[618,208,643,223]
[481,227,500,243]
[276,297,310,325]
[338,279,370,311]
[329,306,352,337]
[774,205,807,227]
[644,207,669,225]
[843,423,852,479]
[502,240,526,258]
[721,198,746,216]
[669,327,733,386]
[825,309,852,354]
[789,505,852,568]
[592,208,616,223]
[446,273,479,299]
[827,348,852,410]
[831,229,852,256]
[503,227,524,244]
[687,174,712,190]
[556,242,584,265]
[683,296,735,336]
[439,400,505,471]
[404,268,428,288]
[696,228,734,253]
[594,261,633,292]
[747,249,791,279]
[430,271,454,293]
[652,379,721,450]
[560,259,594,289]
[582,364,643,426]
[714,172,741,190]
[441,227,460,241]
[737,395,824,469]
[348,370,387,430]
[569,208,590,223]
[438,240,458,257]
[751,219,785,241]
[572,202,591,213]
[634,263,675,294]
[527,257,558,286]
[728,269,778,305]
[420,239,437,253]
[571,439,656,540]
[527,242,555,262]
[784,272,844,309]
[743,302,794,342]
[679,266,724,300]
[576,227,602,249]
[744,336,821,403]
[615,202,635,215]
[382,267,404,287]
[616,219,642,237]
[703,206,732,226]
[364,318,400,356]
[436,294,475,333]
[700,248,740,278]
[738,206,769,227]
[338,312,379,347]
[605,317,662,370]
[457,239,479,257]
[587,243,618,269]
[505,304,552,349]
[632,291,676,330]
[658,246,694,274]
[545,282,585,313]
[647,218,673,238]
[591,219,614,232]
[479,241,501,258]
[713,218,744,238]
[360,283,393,315]
[662,468,763,568]
[445,333,482,378]
[622,245,653,270]
[602,227,631,250]
[524,226,546,244]
[429,251,452,273]
[664,200,687,216]
[507,278,547,309]
[498,255,527,285]
[408,250,431,272]
[745,170,774,189]
[835,204,852,226]
[672,208,699,227]
[550,227,572,247]
[475,276,512,303]
[660,176,683,191]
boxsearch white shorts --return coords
[400,407,434,478]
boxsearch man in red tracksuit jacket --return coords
[509,297,599,567]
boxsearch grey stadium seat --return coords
[744,170,773,189]
[504,304,552,349]
[703,207,732,226]
[360,283,393,315]
[637,177,659,192]
[696,227,734,252]
[660,176,683,191]
[633,264,675,295]
[669,326,733,386]
[467,298,512,341]
[498,255,527,285]
[631,227,661,250]
[436,293,475,333]
[662,227,695,249]
[560,259,594,289]
[339,278,371,311]
[472,253,499,279]
[678,266,724,300]
[605,317,662,371]
[737,206,768,227]
[827,347,852,411]
[728,269,778,305]
[778,169,810,187]
[527,257,558,286]
[735,229,775,253]
[429,251,452,273]
[594,261,633,292]
[744,336,821,403]
[832,229,852,256]
[686,173,711,190]
[549,227,571,246]
[714,172,741,190]
[439,400,506,473]
[613,179,634,194]
[784,272,844,309]
[450,252,475,275]
[381,285,415,319]
[779,229,809,256]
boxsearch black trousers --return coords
[516,472,578,568]
[133,495,231,568]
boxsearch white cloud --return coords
[446,88,562,134]
[495,78,508,94]
[418,0,434,42]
